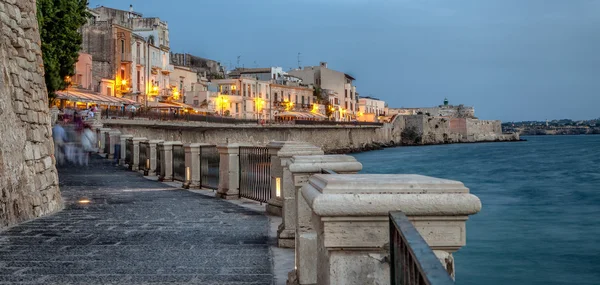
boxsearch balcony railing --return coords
[120,53,132,62]
[389,212,454,285]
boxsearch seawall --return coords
[102,119,402,153]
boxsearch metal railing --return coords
[104,135,110,154]
[125,138,133,168]
[172,144,185,182]
[139,141,149,173]
[239,146,271,203]
[200,145,220,190]
[389,212,454,285]
[156,144,163,178]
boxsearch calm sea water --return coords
[351,136,600,285]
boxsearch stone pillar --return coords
[287,155,362,284]
[132,137,148,171]
[107,130,121,159]
[158,141,181,182]
[301,174,481,285]
[98,128,111,154]
[216,143,252,200]
[148,140,164,176]
[119,134,134,165]
[183,143,204,189]
[265,141,324,218]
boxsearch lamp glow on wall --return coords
[255,98,265,112]
[186,167,190,182]
[311,103,319,114]
[275,177,281,197]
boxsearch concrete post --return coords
[265,141,323,218]
[107,130,121,160]
[98,128,111,154]
[158,141,181,182]
[300,174,481,285]
[183,143,205,189]
[148,140,164,176]
[216,143,252,200]
[286,155,362,284]
[119,135,134,165]
[132,137,148,171]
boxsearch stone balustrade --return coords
[158,141,182,182]
[131,137,148,171]
[107,130,121,159]
[287,155,363,284]
[119,135,134,165]
[91,135,482,284]
[297,174,481,285]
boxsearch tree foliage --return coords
[37,0,90,99]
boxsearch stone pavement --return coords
[0,156,273,284]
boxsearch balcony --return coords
[120,53,132,62]
[136,56,145,66]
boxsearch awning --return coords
[55,90,138,107]
[147,101,183,109]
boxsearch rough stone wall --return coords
[0,0,62,229]
[103,120,398,153]
[402,115,517,145]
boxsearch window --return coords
[274,92,278,102]
[120,69,125,81]
[136,70,140,91]
[295,95,298,103]
[235,103,239,113]
[345,102,348,109]
[345,90,348,98]
[121,40,125,54]
[301,96,305,105]
[193,100,199,106]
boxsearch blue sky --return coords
[88,0,600,121]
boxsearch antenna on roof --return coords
[297,52,301,69]
[236,56,240,68]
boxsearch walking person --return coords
[52,120,67,165]
[80,124,96,166]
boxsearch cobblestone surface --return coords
[0,157,273,284]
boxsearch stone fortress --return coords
[386,99,517,145]
[0,0,62,229]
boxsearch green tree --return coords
[37,0,90,101]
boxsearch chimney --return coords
[129,4,133,12]
[320,62,328,68]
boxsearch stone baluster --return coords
[147,140,164,176]
[107,130,121,159]
[131,137,148,171]
[183,143,205,189]
[287,155,362,284]
[300,174,481,285]
[216,143,252,200]
[119,134,133,165]
[158,141,181,182]
[265,141,324,217]
[98,128,111,155]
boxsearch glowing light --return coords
[186,167,191,181]
[311,104,319,114]
[152,86,158,92]
[78,199,91,204]
[276,177,281,197]
[121,79,127,85]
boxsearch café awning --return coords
[275,111,327,120]
[55,90,138,107]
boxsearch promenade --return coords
[0,157,273,284]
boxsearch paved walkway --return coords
[0,157,273,284]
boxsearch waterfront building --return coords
[388,99,475,118]
[210,78,271,119]
[227,67,285,81]
[357,96,386,122]
[288,62,358,121]
[170,53,225,80]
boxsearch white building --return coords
[227,67,285,81]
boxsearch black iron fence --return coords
[239,146,271,203]
[172,144,185,182]
[104,134,110,154]
[156,144,163,178]
[389,212,454,285]
[125,138,133,168]
[200,145,220,190]
[139,141,149,173]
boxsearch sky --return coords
[88,0,600,121]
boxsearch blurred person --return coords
[80,124,96,166]
[52,120,67,165]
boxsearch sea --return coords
[351,135,600,285]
